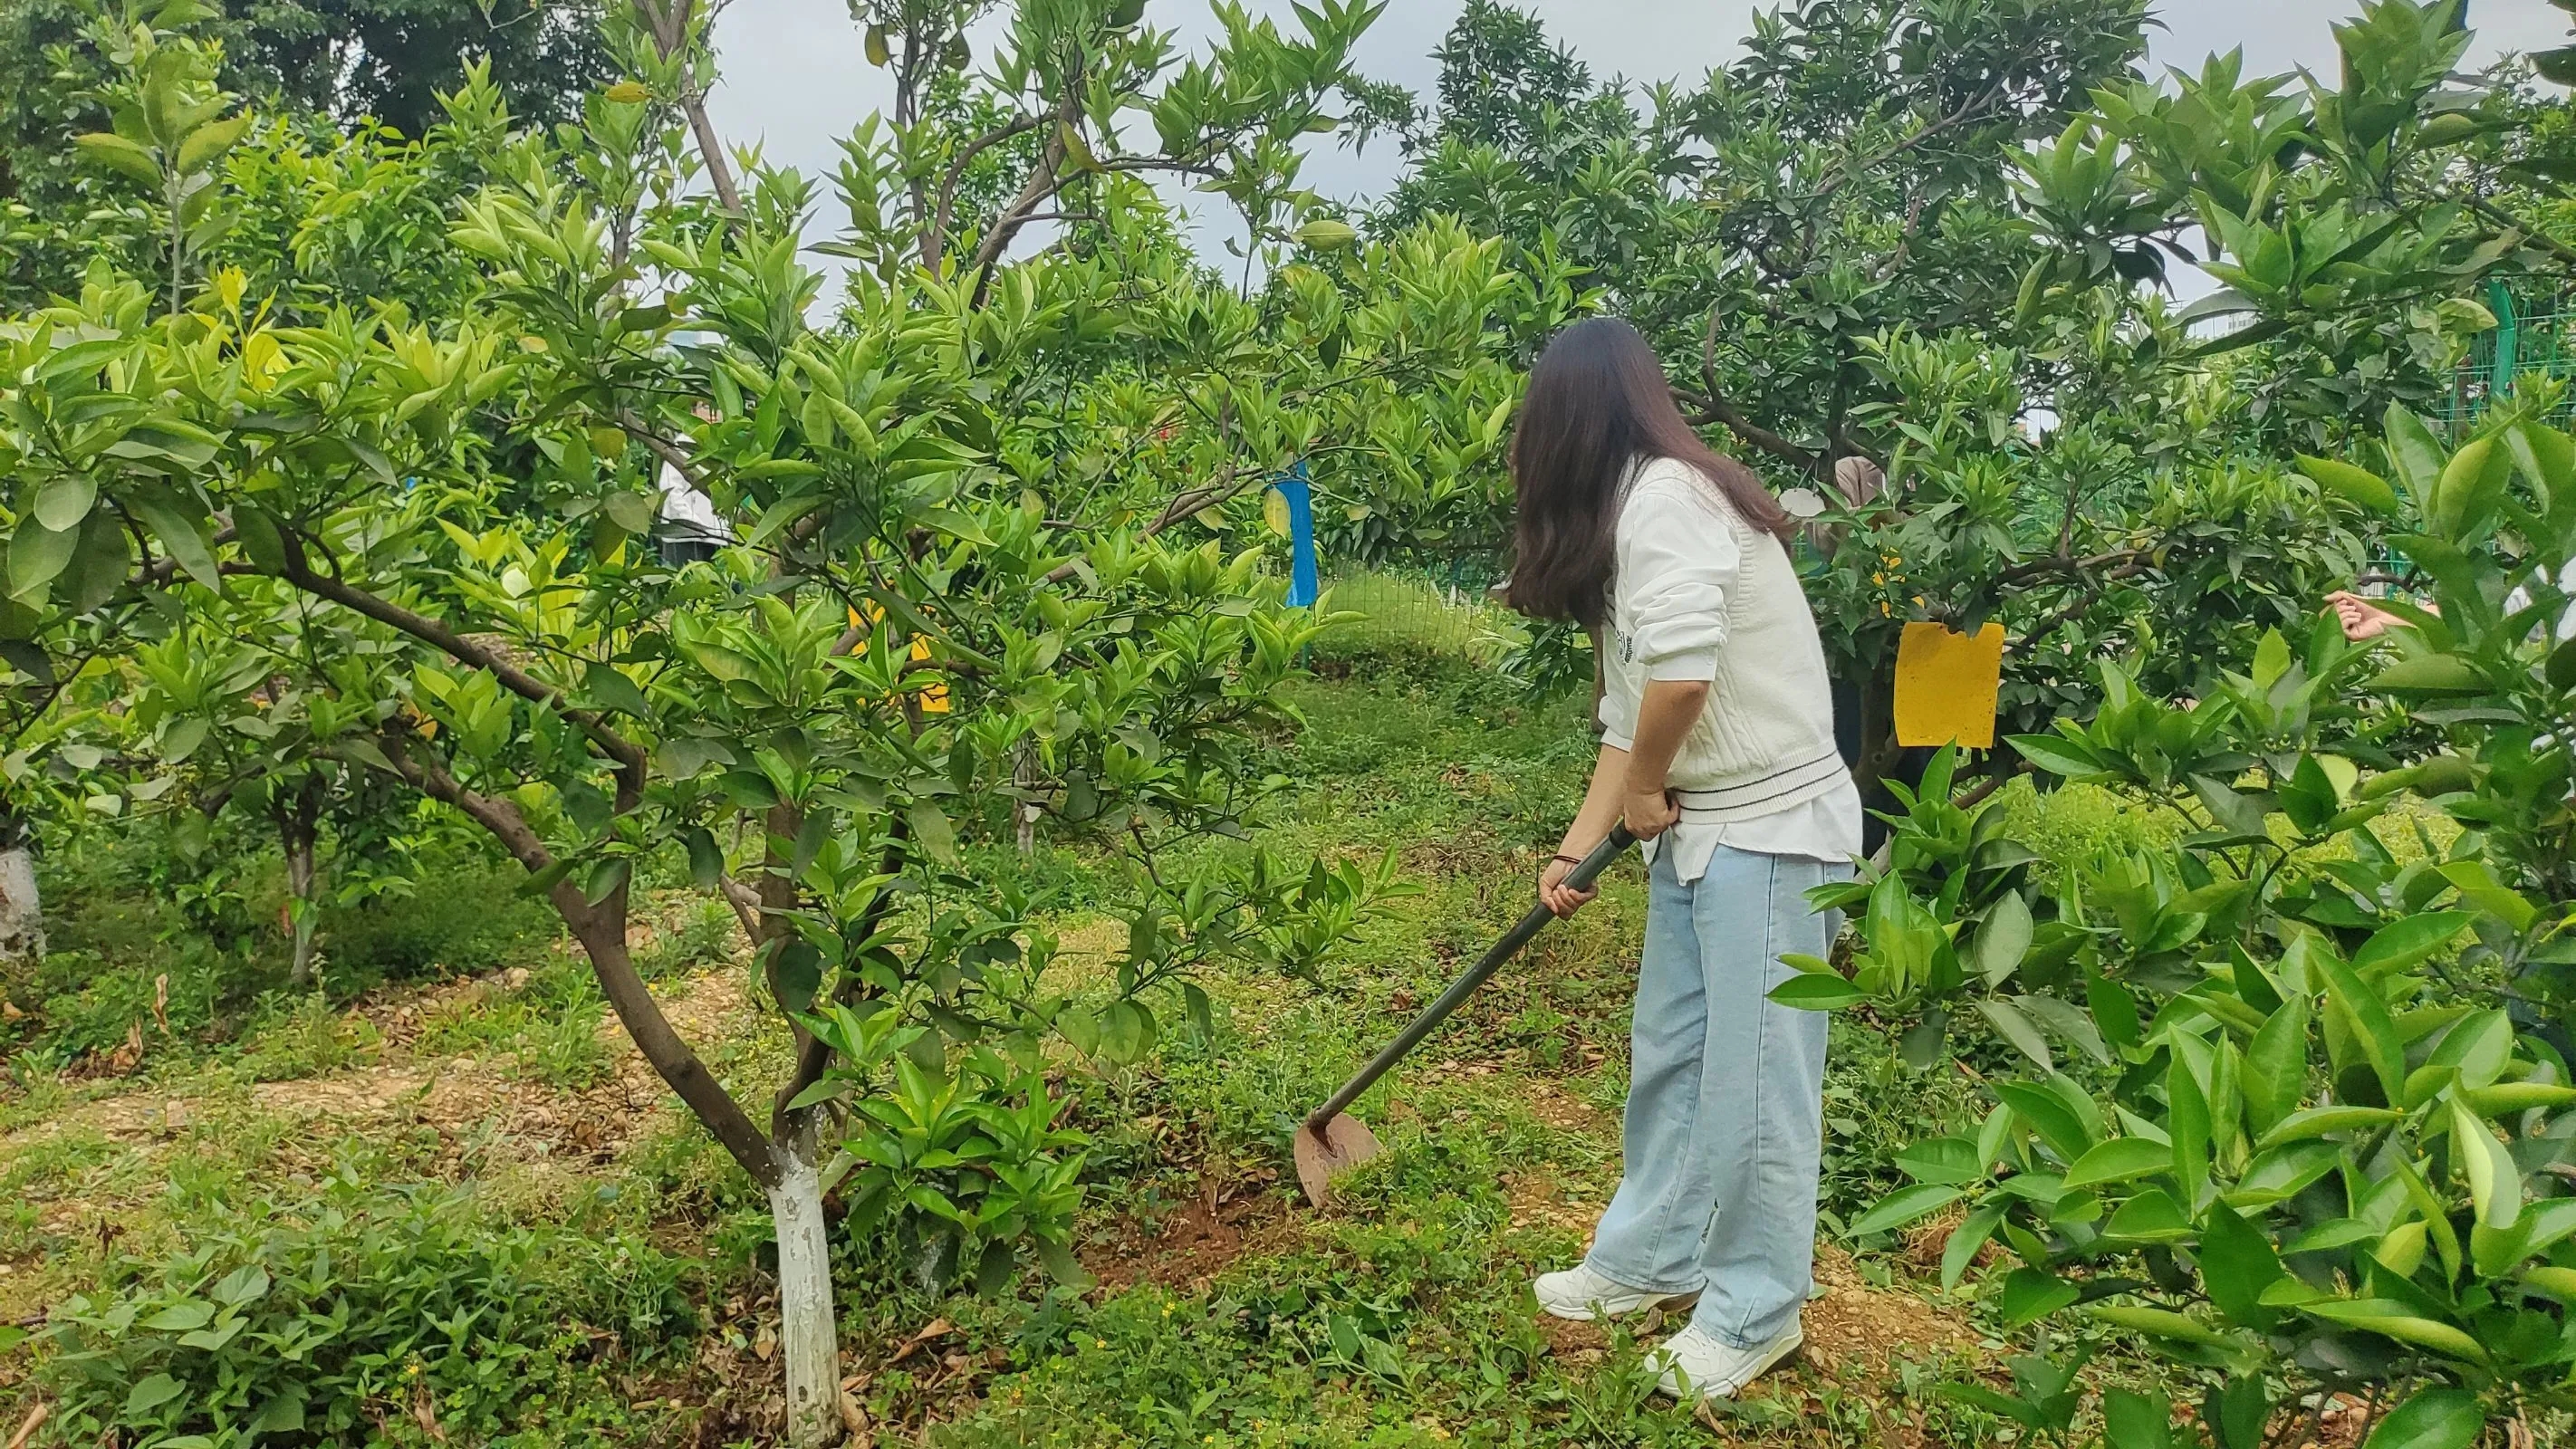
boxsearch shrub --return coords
[28,1181,697,1446]
[313,858,560,983]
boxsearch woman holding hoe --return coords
[1507,317,1860,1403]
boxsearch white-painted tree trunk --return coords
[0,846,43,964]
[768,1136,841,1447]
[284,832,319,988]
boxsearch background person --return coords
[1505,317,1860,1406]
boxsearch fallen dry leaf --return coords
[889,1316,953,1365]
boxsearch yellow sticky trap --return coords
[844,606,950,714]
[1893,621,2004,749]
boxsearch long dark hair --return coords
[1503,317,1792,627]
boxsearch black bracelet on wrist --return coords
[1552,852,1582,866]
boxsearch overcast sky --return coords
[706,0,2571,283]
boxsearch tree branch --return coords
[2462,192,2576,271]
[929,112,1048,270]
[966,72,1088,307]
[639,0,742,215]
[1041,461,1252,586]
[1699,304,1818,469]
[617,408,706,493]
[274,532,650,811]
[361,730,778,1185]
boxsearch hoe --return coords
[1294,824,1636,1206]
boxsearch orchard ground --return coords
[0,580,2323,1447]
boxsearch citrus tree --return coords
[0,2,1530,1440]
[1799,402,2576,1445]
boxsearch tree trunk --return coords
[281,792,322,989]
[0,842,41,965]
[768,1128,841,1447]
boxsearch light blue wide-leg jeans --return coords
[1581,843,1850,1349]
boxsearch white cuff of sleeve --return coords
[1643,649,1719,683]
[1600,727,1636,752]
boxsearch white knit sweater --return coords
[1597,457,1852,832]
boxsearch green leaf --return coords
[603,490,657,533]
[2231,1140,2342,1205]
[2448,1094,2521,1231]
[2243,995,2310,1136]
[1996,1081,2094,1163]
[139,1300,214,1331]
[2353,912,2473,979]
[2254,1105,2402,1151]
[2302,1300,2488,1364]
[1975,890,2033,986]
[1942,1200,2007,1289]
[2297,455,2399,514]
[2191,773,2273,837]
[2199,1201,2285,1329]
[2360,1390,2485,1449]
[230,504,287,573]
[1767,974,1870,1010]
[174,109,251,175]
[128,485,219,590]
[74,131,163,187]
[582,856,630,907]
[126,1371,187,1417]
[2000,1266,2079,1326]
[2084,1303,2235,1348]
[2102,1389,2177,1449]
[909,504,993,546]
[2101,1188,2192,1243]
[1975,998,2054,1072]
[2168,1052,2211,1204]
[33,474,97,531]
[244,1388,307,1435]
[2384,405,2447,511]
[64,506,131,614]
[2369,653,2483,696]
[1038,1239,1091,1287]
[1847,1183,1964,1237]
[7,519,76,600]
[2009,733,2105,778]
[582,661,650,717]
[2319,950,2408,1107]
[908,801,958,865]
[2061,1137,2171,1190]
[1895,1136,1984,1185]
[684,825,724,890]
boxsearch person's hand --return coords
[1623,786,1679,840]
[2325,590,2401,642]
[1540,852,1598,917]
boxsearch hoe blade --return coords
[1293,1112,1381,1206]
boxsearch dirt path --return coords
[2,964,753,1156]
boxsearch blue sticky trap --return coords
[1277,459,1318,608]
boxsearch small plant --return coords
[30,1179,697,1445]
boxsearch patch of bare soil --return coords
[1798,1243,1981,1378]
[1,963,747,1170]
[1521,1179,1982,1393]
[1523,1081,1603,1131]
[1081,1174,1305,1293]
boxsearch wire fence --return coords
[1312,553,1523,664]
[2448,281,2576,438]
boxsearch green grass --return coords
[6,595,2183,1445]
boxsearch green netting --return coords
[2447,281,2576,438]
[1314,555,1523,663]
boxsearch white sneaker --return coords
[1533,1263,1699,1321]
[1649,1321,1803,1402]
